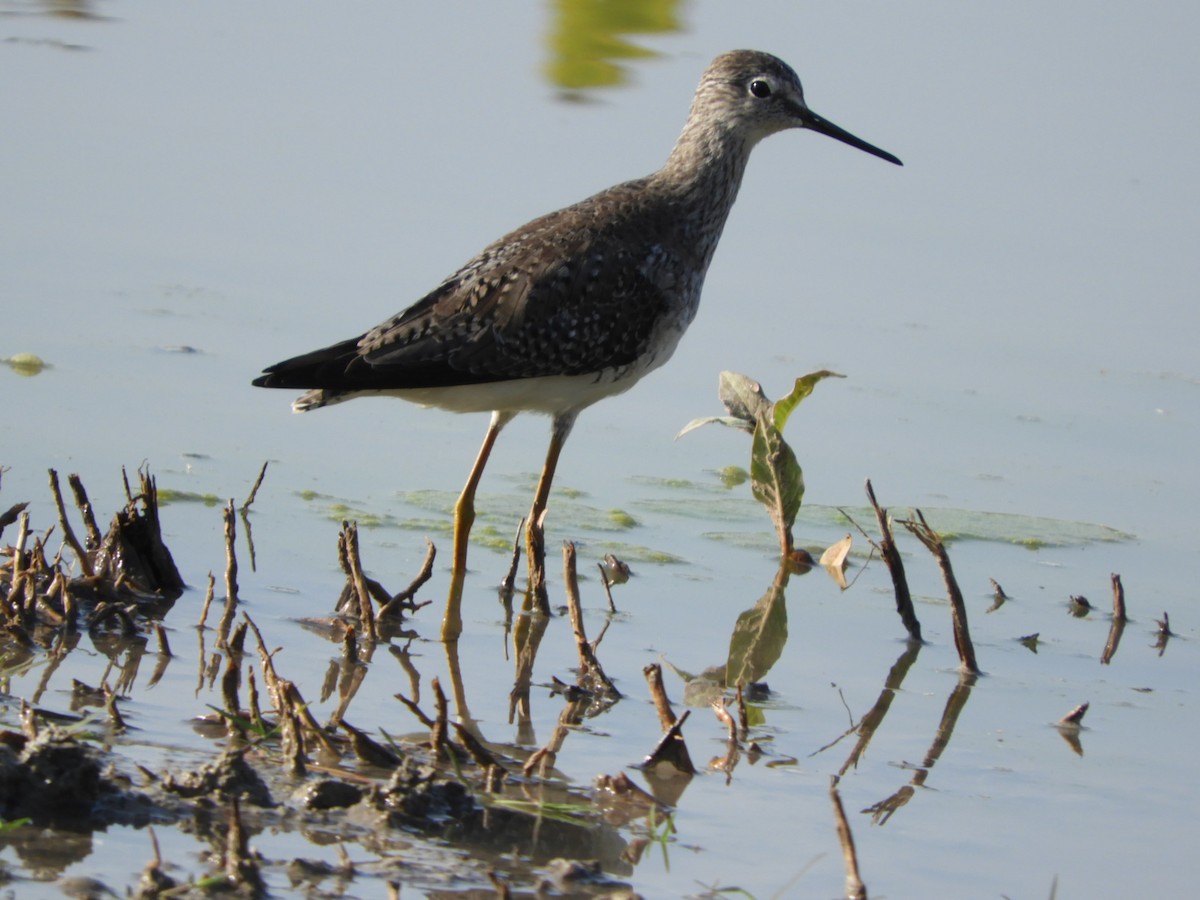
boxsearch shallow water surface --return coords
[3,2,1199,898]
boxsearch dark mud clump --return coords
[162,745,274,808]
[0,731,105,823]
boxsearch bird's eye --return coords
[749,79,772,99]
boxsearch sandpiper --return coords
[254,49,901,640]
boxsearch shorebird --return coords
[254,49,900,640]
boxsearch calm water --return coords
[3,2,1198,897]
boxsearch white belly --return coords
[380,369,647,415]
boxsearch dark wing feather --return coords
[255,190,677,394]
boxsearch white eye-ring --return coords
[749,78,773,99]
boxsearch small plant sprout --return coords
[678,370,844,560]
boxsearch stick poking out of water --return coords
[865,480,922,643]
[900,509,980,674]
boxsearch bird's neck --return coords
[654,116,757,265]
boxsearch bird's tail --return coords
[252,336,361,412]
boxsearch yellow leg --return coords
[526,412,576,612]
[441,410,513,642]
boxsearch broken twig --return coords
[865,480,921,642]
[900,509,979,674]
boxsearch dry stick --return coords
[451,722,508,774]
[901,509,980,674]
[563,541,590,674]
[528,508,551,612]
[865,480,922,643]
[48,469,93,577]
[216,503,239,647]
[41,570,68,627]
[30,529,51,572]
[66,474,102,548]
[281,675,339,756]
[562,542,620,697]
[277,680,308,775]
[240,461,268,513]
[381,539,437,613]
[338,719,401,768]
[1111,573,1127,622]
[430,676,451,761]
[644,663,677,730]
[394,691,436,729]
[343,522,377,641]
[830,778,868,900]
[240,614,296,768]
[5,511,30,611]
[246,669,264,734]
[221,655,242,737]
[224,500,239,604]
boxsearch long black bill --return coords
[802,108,902,166]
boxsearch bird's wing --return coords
[356,218,676,386]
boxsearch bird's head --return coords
[697,49,902,165]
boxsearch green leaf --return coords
[750,416,804,555]
[771,369,844,432]
[717,371,772,422]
